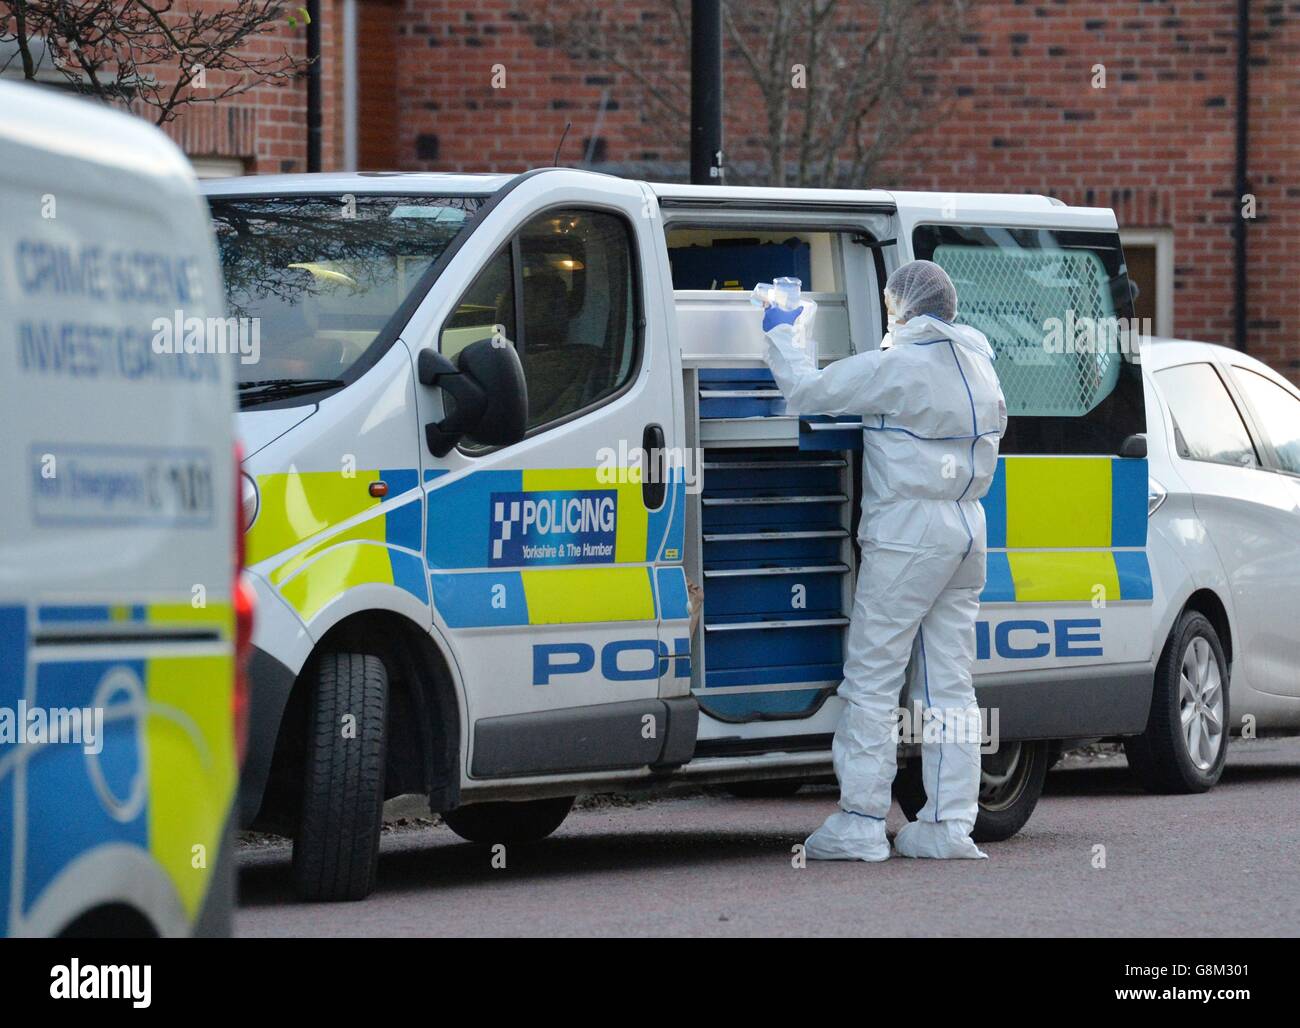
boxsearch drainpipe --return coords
[342,0,358,170]
[1233,0,1249,352]
[306,0,323,172]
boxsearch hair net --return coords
[884,259,958,322]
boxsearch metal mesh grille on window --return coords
[933,246,1119,417]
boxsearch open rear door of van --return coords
[892,194,1154,739]
[651,184,899,758]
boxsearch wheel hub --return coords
[1180,636,1224,771]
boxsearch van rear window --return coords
[913,224,1144,456]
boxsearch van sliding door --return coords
[656,200,893,737]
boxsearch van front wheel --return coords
[441,797,574,845]
[292,653,388,902]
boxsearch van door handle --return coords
[642,423,666,509]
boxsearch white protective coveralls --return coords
[763,263,1007,860]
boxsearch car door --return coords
[1151,360,1300,700]
[409,173,687,778]
[1220,362,1300,698]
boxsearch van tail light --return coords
[233,443,254,766]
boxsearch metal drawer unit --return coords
[694,368,856,722]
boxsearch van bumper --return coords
[975,661,1155,740]
[240,644,297,827]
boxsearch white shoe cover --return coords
[894,820,987,859]
[804,811,891,862]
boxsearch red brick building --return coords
[135,2,1299,376]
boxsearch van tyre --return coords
[893,739,1049,842]
[292,653,388,902]
[1124,611,1229,794]
[441,797,574,845]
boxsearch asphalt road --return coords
[236,735,1300,937]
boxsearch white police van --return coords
[207,169,1168,900]
[0,81,248,936]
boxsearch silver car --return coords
[1135,338,1300,791]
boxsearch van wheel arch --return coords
[257,611,461,834]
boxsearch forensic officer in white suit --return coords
[761,260,1007,860]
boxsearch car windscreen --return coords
[209,194,485,407]
[913,223,1145,456]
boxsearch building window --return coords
[1120,228,1174,338]
[190,157,246,179]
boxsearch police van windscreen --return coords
[912,224,1144,456]
[209,194,484,407]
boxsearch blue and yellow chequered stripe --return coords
[424,467,684,570]
[428,564,690,629]
[980,456,1152,603]
[246,466,686,626]
[36,601,235,635]
[423,466,686,628]
[247,468,427,621]
[2,603,236,936]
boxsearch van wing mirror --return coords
[418,339,528,457]
[1119,433,1147,459]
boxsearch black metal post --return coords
[690,0,723,185]
[307,0,323,172]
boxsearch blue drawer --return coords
[704,617,846,670]
[702,497,846,532]
[704,530,847,564]
[704,568,845,616]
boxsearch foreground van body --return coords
[210,168,1172,899]
[0,82,245,936]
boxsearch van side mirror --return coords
[1119,433,1147,459]
[418,338,528,457]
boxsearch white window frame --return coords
[1120,227,1174,338]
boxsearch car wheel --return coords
[292,653,388,902]
[1124,610,1229,793]
[724,780,804,799]
[441,796,574,845]
[893,739,1049,842]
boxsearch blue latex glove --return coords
[762,303,804,333]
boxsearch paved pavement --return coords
[235,735,1300,937]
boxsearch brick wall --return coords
[155,0,1298,375]
[160,0,336,174]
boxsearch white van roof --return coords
[0,79,195,187]
[204,171,514,197]
[201,168,1118,229]
[648,181,1105,216]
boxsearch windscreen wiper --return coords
[238,378,345,406]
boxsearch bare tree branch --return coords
[533,0,971,187]
[1,0,310,125]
